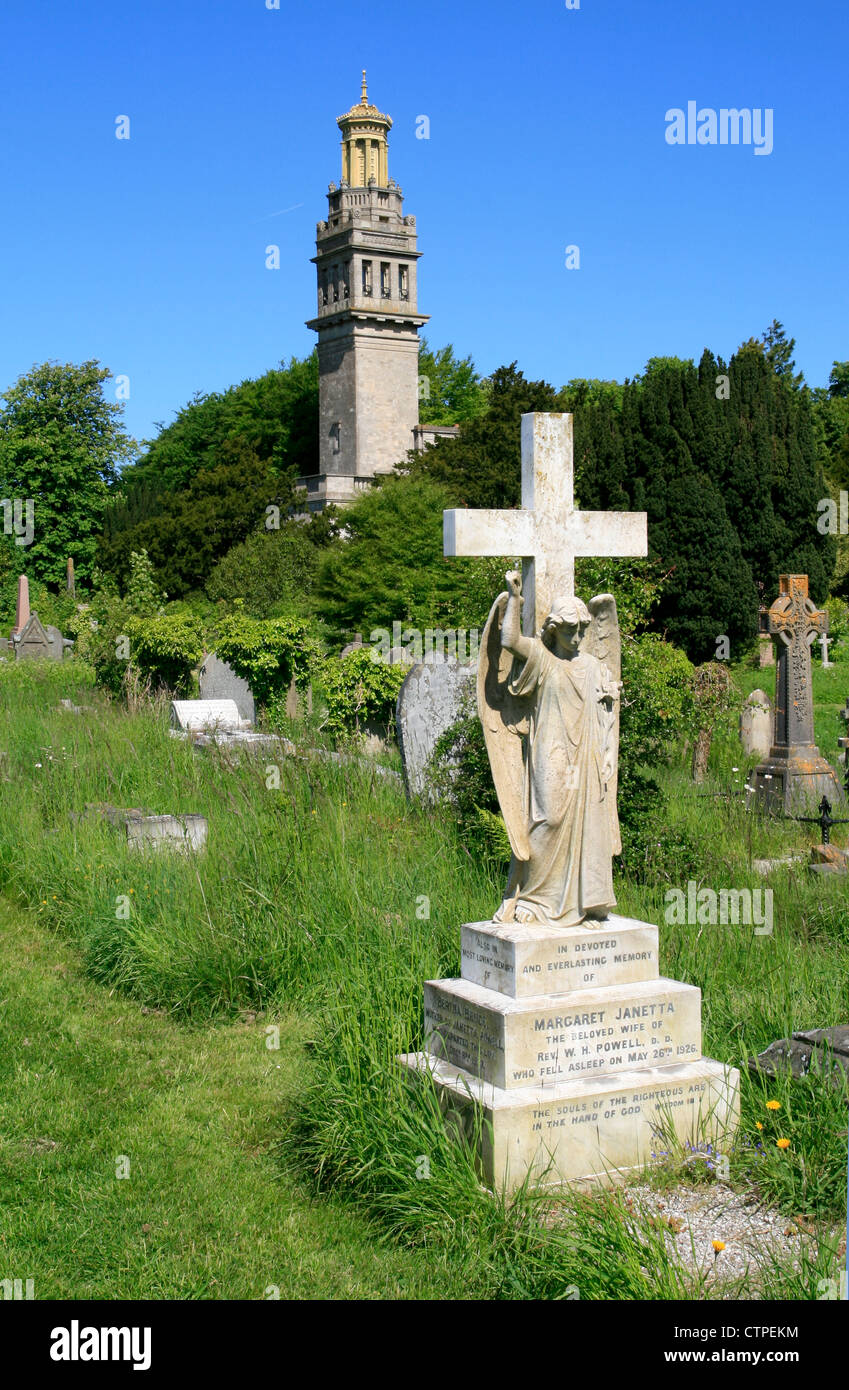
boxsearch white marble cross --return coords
[443,413,648,634]
[820,633,833,668]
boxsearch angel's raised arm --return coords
[501,570,534,661]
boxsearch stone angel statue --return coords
[479,571,623,928]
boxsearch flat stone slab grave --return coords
[73,803,208,854]
[423,975,702,1090]
[125,813,208,853]
[170,699,248,733]
[400,1053,740,1192]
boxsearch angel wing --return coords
[477,592,531,863]
[583,593,622,856]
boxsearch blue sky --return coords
[0,0,846,449]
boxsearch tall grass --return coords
[1,657,846,1297]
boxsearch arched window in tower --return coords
[342,262,350,299]
[320,272,328,307]
[398,265,409,301]
[380,262,390,299]
[330,422,341,455]
[362,260,373,297]
[332,265,339,302]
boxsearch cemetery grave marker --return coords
[739,689,772,760]
[751,575,843,814]
[396,656,475,800]
[170,699,249,733]
[401,413,739,1192]
[198,653,256,725]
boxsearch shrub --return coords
[215,611,321,710]
[318,648,407,738]
[125,612,205,696]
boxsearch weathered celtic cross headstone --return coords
[752,575,842,813]
[443,413,648,635]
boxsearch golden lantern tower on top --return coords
[338,71,392,189]
[302,73,429,511]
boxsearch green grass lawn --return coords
[0,656,846,1300]
[0,896,470,1300]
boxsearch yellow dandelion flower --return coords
[766,1100,781,1111]
[712,1239,725,1252]
[776,1138,791,1150]
[756,1121,763,1130]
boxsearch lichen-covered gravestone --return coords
[15,613,52,661]
[739,689,772,760]
[198,652,256,725]
[396,657,475,799]
[751,575,843,814]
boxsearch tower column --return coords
[302,73,429,511]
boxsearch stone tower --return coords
[302,73,428,510]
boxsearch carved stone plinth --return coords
[401,915,739,1193]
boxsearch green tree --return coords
[98,440,291,597]
[206,516,337,617]
[125,353,318,495]
[404,363,558,507]
[761,319,804,388]
[829,362,849,399]
[416,339,489,425]
[316,474,507,642]
[0,360,135,585]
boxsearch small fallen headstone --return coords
[808,843,849,875]
[198,653,255,725]
[752,854,806,875]
[748,1026,849,1085]
[170,699,248,733]
[72,802,208,853]
[125,812,208,853]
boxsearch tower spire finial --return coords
[361,69,368,104]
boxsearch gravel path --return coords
[623,1181,841,1289]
